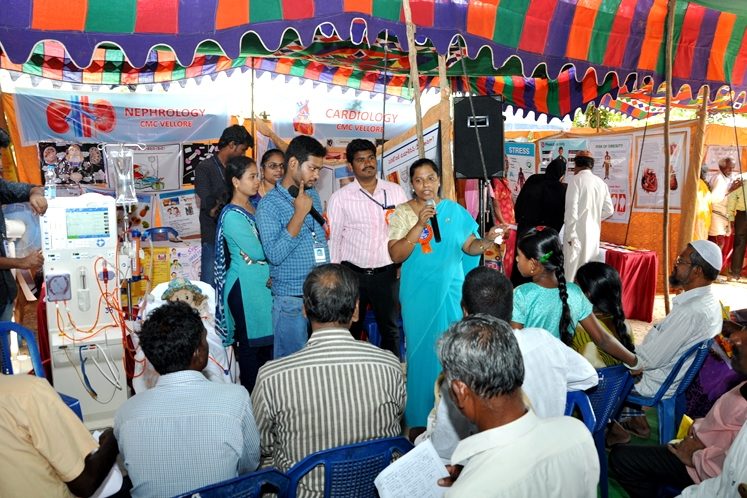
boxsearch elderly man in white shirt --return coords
[563,150,614,281]
[436,314,598,497]
[326,139,408,357]
[608,240,723,444]
[417,266,598,462]
[708,157,742,249]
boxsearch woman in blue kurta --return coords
[388,158,501,427]
[215,156,273,392]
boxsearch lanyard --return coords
[359,188,394,210]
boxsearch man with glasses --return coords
[607,240,723,445]
[257,135,328,358]
[326,139,407,358]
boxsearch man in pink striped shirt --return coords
[327,139,407,358]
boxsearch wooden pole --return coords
[678,85,709,253]
[250,57,257,156]
[662,0,676,314]
[438,55,456,201]
[402,0,425,157]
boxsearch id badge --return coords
[313,240,328,265]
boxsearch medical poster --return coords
[157,189,200,239]
[38,142,107,187]
[382,123,440,199]
[182,143,218,185]
[538,138,588,169]
[588,136,633,224]
[504,142,536,201]
[703,145,747,177]
[633,131,689,211]
[105,144,182,193]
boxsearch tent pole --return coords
[250,57,256,154]
[662,0,676,314]
[678,85,709,253]
[402,0,425,158]
[438,54,455,201]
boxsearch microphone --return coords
[288,185,326,227]
[425,199,441,243]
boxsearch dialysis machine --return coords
[42,192,127,428]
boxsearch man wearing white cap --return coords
[608,240,723,444]
[563,150,614,281]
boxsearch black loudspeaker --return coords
[453,96,505,179]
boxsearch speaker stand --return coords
[477,178,491,266]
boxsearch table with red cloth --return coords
[599,242,658,323]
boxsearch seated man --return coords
[680,422,747,498]
[0,375,118,497]
[609,325,747,497]
[437,314,599,497]
[419,266,598,461]
[115,301,260,498]
[610,240,723,443]
[253,263,405,496]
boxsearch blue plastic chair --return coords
[626,338,713,445]
[285,436,414,498]
[586,366,635,498]
[0,321,83,420]
[175,468,290,498]
[564,390,596,432]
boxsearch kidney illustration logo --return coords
[46,96,116,138]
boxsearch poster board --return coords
[633,130,689,211]
[538,138,587,169]
[504,142,536,201]
[588,136,633,224]
[156,189,200,239]
[382,123,440,199]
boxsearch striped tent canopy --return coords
[0,0,745,100]
[600,81,747,119]
[0,35,627,118]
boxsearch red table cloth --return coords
[601,243,658,323]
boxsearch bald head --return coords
[303,264,359,326]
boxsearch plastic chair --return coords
[586,366,635,498]
[0,321,83,420]
[564,390,596,432]
[286,436,414,498]
[626,339,713,444]
[175,468,290,498]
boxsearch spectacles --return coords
[264,162,284,170]
[675,257,693,266]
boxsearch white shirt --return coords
[327,178,408,268]
[631,285,721,397]
[679,422,747,498]
[421,327,598,462]
[446,411,599,498]
[708,171,738,235]
[563,169,614,281]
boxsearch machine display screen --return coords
[65,207,111,239]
